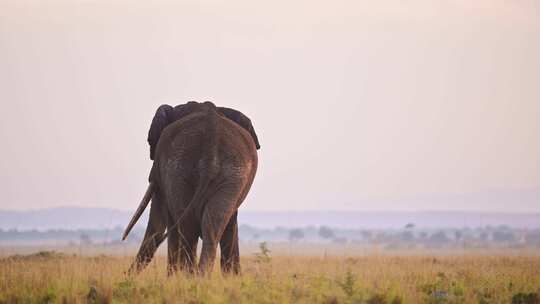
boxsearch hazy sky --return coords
[1,0,539,212]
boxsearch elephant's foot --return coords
[198,242,218,276]
[127,259,148,276]
[221,259,241,275]
[167,263,178,277]
[167,261,197,276]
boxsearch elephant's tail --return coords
[158,105,220,243]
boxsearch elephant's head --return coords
[147,102,260,160]
[147,104,173,160]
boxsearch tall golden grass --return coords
[1,250,539,303]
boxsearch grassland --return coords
[1,249,539,304]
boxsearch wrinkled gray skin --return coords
[129,101,258,275]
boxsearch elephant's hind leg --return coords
[166,184,200,275]
[220,212,240,274]
[168,220,200,275]
[179,228,199,274]
[167,223,180,275]
[198,185,242,275]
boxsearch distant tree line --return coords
[2,224,540,249]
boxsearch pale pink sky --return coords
[1,0,539,211]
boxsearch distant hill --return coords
[1,207,539,230]
[0,207,144,231]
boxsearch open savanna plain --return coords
[1,248,539,304]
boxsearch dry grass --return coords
[1,251,539,303]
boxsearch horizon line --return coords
[1,206,539,215]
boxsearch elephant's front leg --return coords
[129,193,167,274]
[220,211,240,274]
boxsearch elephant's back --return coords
[155,110,257,181]
[157,111,255,154]
[156,112,210,164]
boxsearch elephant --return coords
[122,101,259,275]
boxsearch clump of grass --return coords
[366,293,403,304]
[366,293,386,304]
[113,280,136,300]
[38,288,57,304]
[512,291,540,304]
[2,250,68,262]
[418,271,465,303]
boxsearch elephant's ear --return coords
[218,107,261,150]
[148,104,173,160]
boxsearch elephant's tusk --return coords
[122,182,155,241]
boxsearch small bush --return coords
[254,242,271,263]
[337,270,356,298]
